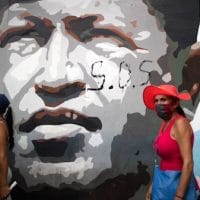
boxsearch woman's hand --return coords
[146,184,152,200]
[174,193,184,200]
[0,184,10,200]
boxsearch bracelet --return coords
[175,194,183,199]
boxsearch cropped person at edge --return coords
[144,84,196,200]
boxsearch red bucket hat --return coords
[143,84,191,110]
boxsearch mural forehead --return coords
[8,0,124,26]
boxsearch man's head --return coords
[0,0,167,190]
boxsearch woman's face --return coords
[154,95,178,110]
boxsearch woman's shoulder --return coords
[174,114,189,124]
[173,115,193,135]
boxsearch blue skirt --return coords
[152,165,197,200]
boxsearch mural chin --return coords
[13,154,96,188]
[12,127,118,188]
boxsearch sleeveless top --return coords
[153,116,194,171]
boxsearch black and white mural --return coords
[0,0,199,199]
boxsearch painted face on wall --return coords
[0,0,167,189]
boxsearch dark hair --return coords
[175,105,186,117]
[170,96,186,117]
[0,94,14,150]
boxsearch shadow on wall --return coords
[10,161,149,200]
[147,0,199,56]
[179,46,200,107]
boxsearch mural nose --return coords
[35,23,85,89]
[45,24,71,80]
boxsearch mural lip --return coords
[32,137,68,157]
[18,108,102,133]
[21,134,86,160]
[17,133,85,160]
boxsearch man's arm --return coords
[0,122,10,199]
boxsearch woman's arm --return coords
[0,122,10,199]
[172,118,194,200]
[146,183,152,200]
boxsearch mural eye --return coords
[80,28,128,47]
[8,38,39,55]
[79,28,117,42]
[0,29,43,48]
[62,15,140,50]
[1,16,54,49]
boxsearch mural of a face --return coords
[0,0,167,189]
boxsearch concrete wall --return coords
[0,0,199,199]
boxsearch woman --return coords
[0,94,14,200]
[143,84,196,200]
